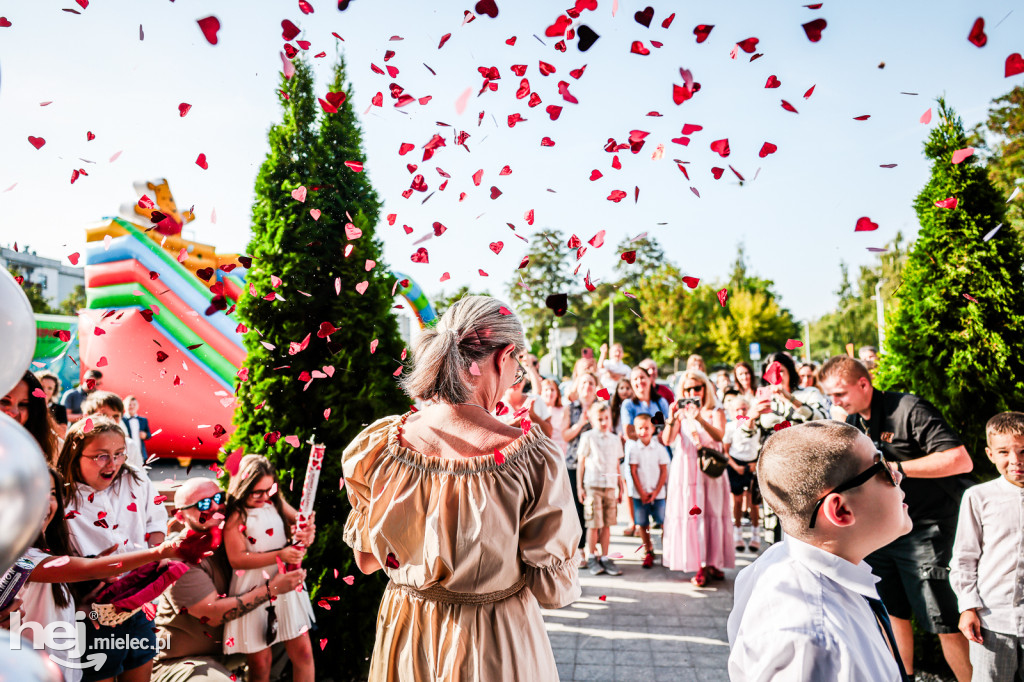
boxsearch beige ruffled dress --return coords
[342,413,583,682]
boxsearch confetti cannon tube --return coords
[286,442,325,571]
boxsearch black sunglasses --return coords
[808,450,901,529]
[181,491,225,511]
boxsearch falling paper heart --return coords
[855,217,879,232]
[951,148,975,164]
[197,16,221,45]
[968,17,987,47]
[1006,54,1024,78]
[291,186,307,202]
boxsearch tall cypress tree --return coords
[227,54,406,679]
[878,99,1024,463]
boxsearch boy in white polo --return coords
[577,402,625,576]
[728,421,912,681]
[626,413,670,569]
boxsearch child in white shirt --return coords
[950,411,1024,681]
[55,416,169,682]
[577,402,625,577]
[626,413,670,569]
[728,421,912,682]
[724,396,762,551]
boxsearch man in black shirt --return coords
[820,356,974,682]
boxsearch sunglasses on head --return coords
[808,449,902,529]
[181,491,225,511]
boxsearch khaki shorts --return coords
[584,487,618,529]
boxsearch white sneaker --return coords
[733,526,745,551]
[748,528,761,552]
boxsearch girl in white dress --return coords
[223,454,314,682]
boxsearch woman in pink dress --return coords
[661,369,735,586]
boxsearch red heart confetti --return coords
[475,0,498,19]
[765,75,781,89]
[621,250,636,264]
[773,421,792,431]
[951,148,975,164]
[781,99,799,113]
[736,37,759,53]
[596,388,610,400]
[1004,54,1022,78]
[853,115,871,121]
[178,102,192,117]
[195,153,208,170]
[935,197,958,209]
[27,136,46,149]
[785,339,804,350]
[344,161,364,172]
[634,6,653,28]
[196,16,221,45]
[630,41,651,56]
[281,19,300,41]
[68,252,80,265]
[693,24,713,43]
[489,241,503,254]
[385,553,400,569]
[968,18,986,48]
[920,108,933,124]
[804,85,816,99]
[963,294,978,304]
[758,142,777,158]
[411,247,429,264]
[717,288,728,306]
[689,505,702,516]
[662,13,675,28]
[709,138,730,157]
[802,18,827,42]
[682,276,700,288]
[764,361,785,386]
[855,217,879,232]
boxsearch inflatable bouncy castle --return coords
[68,179,436,460]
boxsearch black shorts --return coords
[865,517,961,633]
[726,461,755,495]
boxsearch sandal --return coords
[690,568,707,587]
[622,525,637,537]
[706,566,725,581]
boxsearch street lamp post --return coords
[608,292,615,347]
[875,278,887,354]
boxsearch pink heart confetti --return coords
[951,148,974,164]
[291,186,307,202]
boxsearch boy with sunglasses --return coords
[728,421,913,681]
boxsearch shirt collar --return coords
[996,476,1024,493]
[785,535,881,600]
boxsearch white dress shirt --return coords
[728,536,901,682]
[577,430,624,489]
[65,466,169,557]
[949,477,1024,636]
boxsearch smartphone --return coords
[755,386,772,402]
[581,348,593,360]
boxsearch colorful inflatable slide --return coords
[73,179,436,460]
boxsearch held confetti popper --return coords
[285,437,325,571]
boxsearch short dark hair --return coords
[757,421,864,537]
[986,411,1024,444]
[761,352,800,393]
[818,355,872,386]
[82,391,124,416]
[84,369,103,380]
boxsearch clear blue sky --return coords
[1,0,1021,321]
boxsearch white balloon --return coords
[0,413,49,574]
[0,268,36,396]
[0,633,60,682]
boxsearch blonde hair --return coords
[401,295,526,404]
[676,369,717,410]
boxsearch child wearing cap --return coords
[728,421,913,681]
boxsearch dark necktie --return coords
[865,596,912,682]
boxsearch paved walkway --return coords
[543,518,761,682]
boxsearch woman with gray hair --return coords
[342,295,582,681]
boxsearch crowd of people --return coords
[1,370,317,682]
[2,289,1021,682]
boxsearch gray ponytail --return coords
[400,295,526,404]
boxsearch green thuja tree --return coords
[877,99,1024,464]
[227,55,407,680]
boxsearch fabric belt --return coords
[390,577,527,605]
